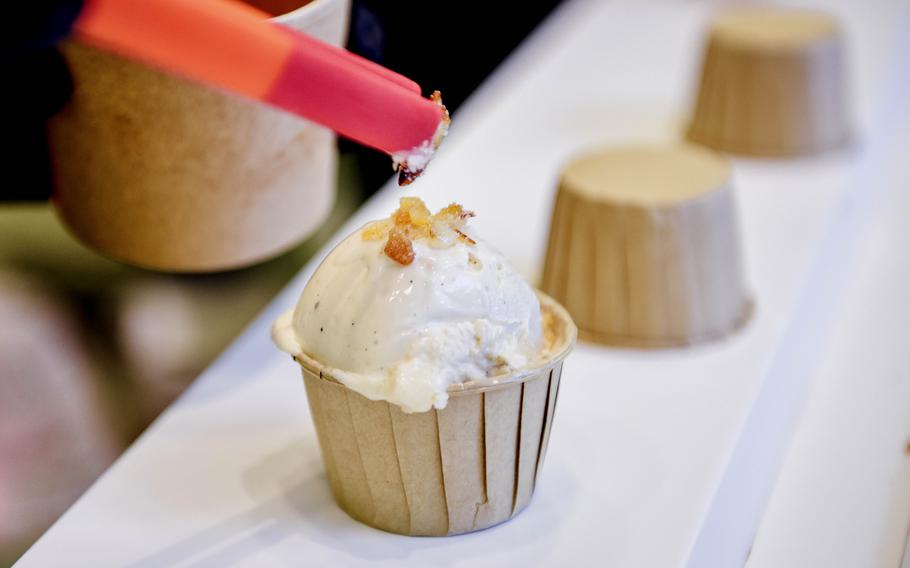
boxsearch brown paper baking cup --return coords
[47,0,350,272]
[542,145,751,348]
[686,7,848,156]
[295,292,575,536]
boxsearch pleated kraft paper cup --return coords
[542,145,751,348]
[687,7,849,156]
[293,292,576,536]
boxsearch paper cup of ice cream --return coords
[273,198,576,536]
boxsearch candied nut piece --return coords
[395,197,432,237]
[430,203,475,246]
[455,229,476,246]
[435,203,475,225]
[384,227,415,265]
[362,219,393,241]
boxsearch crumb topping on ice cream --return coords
[361,197,476,265]
[272,198,544,413]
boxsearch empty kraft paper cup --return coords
[48,0,350,272]
[542,145,751,348]
[294,292,576,536]
[687,7,849,156]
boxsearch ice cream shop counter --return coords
[17,0,910,566]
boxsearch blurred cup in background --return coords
[48,0,351,272]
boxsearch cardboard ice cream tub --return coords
[48,0,350,272]
[288,292,576,536]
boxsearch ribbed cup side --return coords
[542,157,751,348]
[687,10,848,156]
[302,362,564,536]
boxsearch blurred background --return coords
[2,0,560,564]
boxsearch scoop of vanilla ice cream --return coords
[272,214,542,413]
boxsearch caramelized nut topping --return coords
[363,197,476,265]
[383,227,415,265]
[362,219,393,241]
[455,229,476,245]
[435,203,475,222]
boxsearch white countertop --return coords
[747,83,910,567]
[18,0,910,566]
